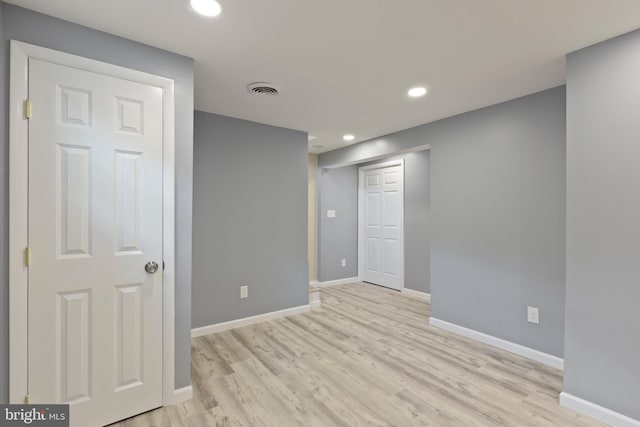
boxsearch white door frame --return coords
[357,159,405,290]
[8,41,178,406]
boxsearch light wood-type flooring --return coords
[112,282,604,426]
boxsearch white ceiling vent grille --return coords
[247,82,280,96]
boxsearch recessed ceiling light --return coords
[408,87,427,98]
[343,134,355,141]
[190,0,222,17]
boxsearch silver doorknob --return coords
[145,261,159,274]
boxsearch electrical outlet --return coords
[341,258,346,267]
[240,285,248,299]
[527,306,539,324]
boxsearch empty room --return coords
[1,1,640,426]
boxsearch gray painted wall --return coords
[192,111,308,327]
[565,29,640,420]
[403,151,430,293]
[319,87,566,356]
[317,166,359,282]
[430,88,566,357]
[0,1,8,404]
[0,4,195,392]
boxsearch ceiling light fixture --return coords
[190,0,222,17]
[408,87,427,98]
[343,134,355,141]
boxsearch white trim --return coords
[358,159,405,291]
[9,40,30,405]
[309,287,321,308]
[429,317,564,370]
[560,392,640,427]
[9,41,179,406]
[358,159,406,171]
[191,305,311,338]
[402,288,431,302]
[159,61,177,408]
[309,280,320,287]
[166,386,193,406]
[314,277,360,288]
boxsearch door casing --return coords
[8,40,178,406]
[358,159,405,290]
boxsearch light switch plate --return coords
[240,286,248,299]
[327,210,336,218]
[527,306,539,324]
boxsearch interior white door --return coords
[28,58,164,427]
[361,164,404,290]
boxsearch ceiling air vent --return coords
[247,82,280,96]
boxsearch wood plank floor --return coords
[111,282,604,426]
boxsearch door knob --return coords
[145,261,159,274]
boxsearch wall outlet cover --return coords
[240,285,248,299]
[527,306,539,324]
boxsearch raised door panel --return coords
[114,151,142,255]
[367,237,381,274]
[59,85,92,128]
[116,97,144,135]
[57,144,92,258]
[383,238,400,278]
[383,190,401,229]
[366,193,380,228]
[115,284,144,391]
[57,290,92,404]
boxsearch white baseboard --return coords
[429,317,564,370]
[165,385,193,405]
[309,286,321,304]
[309,280,320,286]
[315,277,359,288]
[309,287,321,308]
[560,392,640,427]
[191,305,310,338]
[402,288,431,302]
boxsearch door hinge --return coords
[25,247,31,267]
[24,394,31,404]
[24,99,32,120]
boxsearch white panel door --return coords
[360,164,404,290]
[28,58,163,427]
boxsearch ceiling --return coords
[8,0,640,153]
